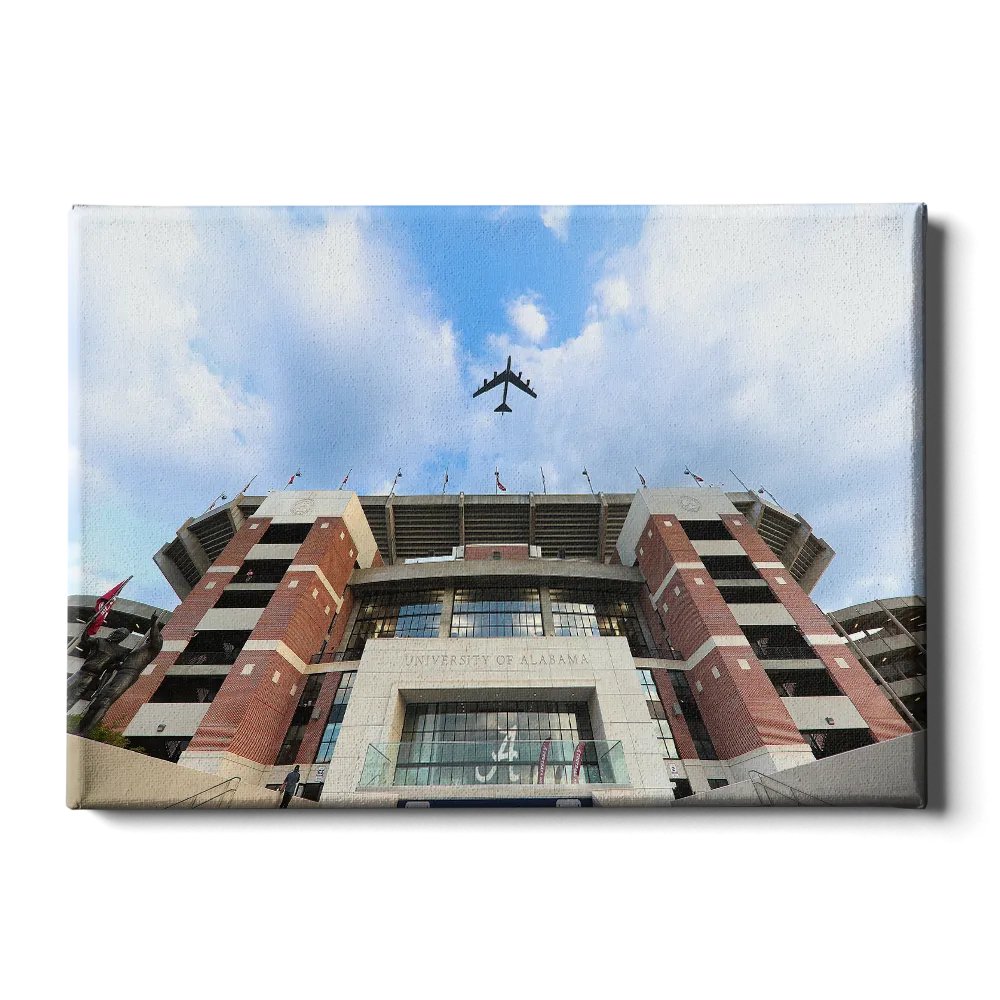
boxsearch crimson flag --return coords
[537,738,551,785]
[495,470,507,492]
[85,577,132,636]
[570,741,585,784]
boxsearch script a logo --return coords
[476,727,520,783]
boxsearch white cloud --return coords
[594,276,631,315]
[506,293,549,342]
[539,205,571,241]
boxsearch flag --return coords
[570,741,585,784]
[240,475,257,494]
[635,467,646,487]
[495,469,507,492]
[685,467,704,483]
[85,577,132,636]
[340,469,351,489]
[537,738,552,785]
[208,493,227,510]
[287,474,297,486]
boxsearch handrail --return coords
[747,769,832,806]
[165,775,241,809]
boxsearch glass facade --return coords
[550,588,652,657]
[667,669,719,760]
[637,668,679,758]
[315,671,356,763]
[392,700,603,785]
[275,674,325,765]
[338,591,444,661]
[450,588,543,638]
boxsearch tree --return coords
[67,715,146,753]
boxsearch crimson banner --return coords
[537,738,551,784]
[571,741,585,784]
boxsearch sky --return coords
[69,204,923,614]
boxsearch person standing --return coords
[279,764,300,808]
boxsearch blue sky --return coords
[69,204,923,614]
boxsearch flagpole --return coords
[685,465,703,487]
[540,467,547,494]
[442,467,448,495]
[240,474,258,495]
[729,469,753,494]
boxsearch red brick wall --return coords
[811,646,911,740]
[634,513,806,759]
[723,513,909,741]
[465,544,530,560]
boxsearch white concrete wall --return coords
[780,695,867,731]
[319,636,675,806]
[251,490,378,569]
[690,539,746,557]
[618,488,740,564]
[673,732,925,808]
[197,607,265,630]
[67,736,316,809]
[247,542,301,560]
[728,603,795,626]
[124,702,212,737]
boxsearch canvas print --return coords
[67,204,925,808]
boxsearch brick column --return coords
[633,512,808,769]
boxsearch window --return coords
[717,584,780,604]
[679,519,733,541]
[315,671,356,762]
[667,670,719,760]
[394,701,603,786]
[550,588,652,657]
[801,728,875,759]
[742,625,816,660]
[259,522,312,544]
[149,675,227,703]
[671,778,694,799]
[338,591,444,660]
[707,777,729,790]
[211,587,275,608]
[231,559,292,584]
[275,673,327,764]
[701,555,762,581]
[174,630,252,666]
[637,668,678,758]
[767,668,841,698]
[450,587,543,638]
[275,723,308,766]
[123,737,191,763]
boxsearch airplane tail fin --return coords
[494,403,512,414]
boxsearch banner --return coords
[570,741,585,784]
[537,738,551,785]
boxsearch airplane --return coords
[473,356,537,413]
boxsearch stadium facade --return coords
[89,486,911,806]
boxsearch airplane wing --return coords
[507,371,537,398]
[473,371,506,398]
